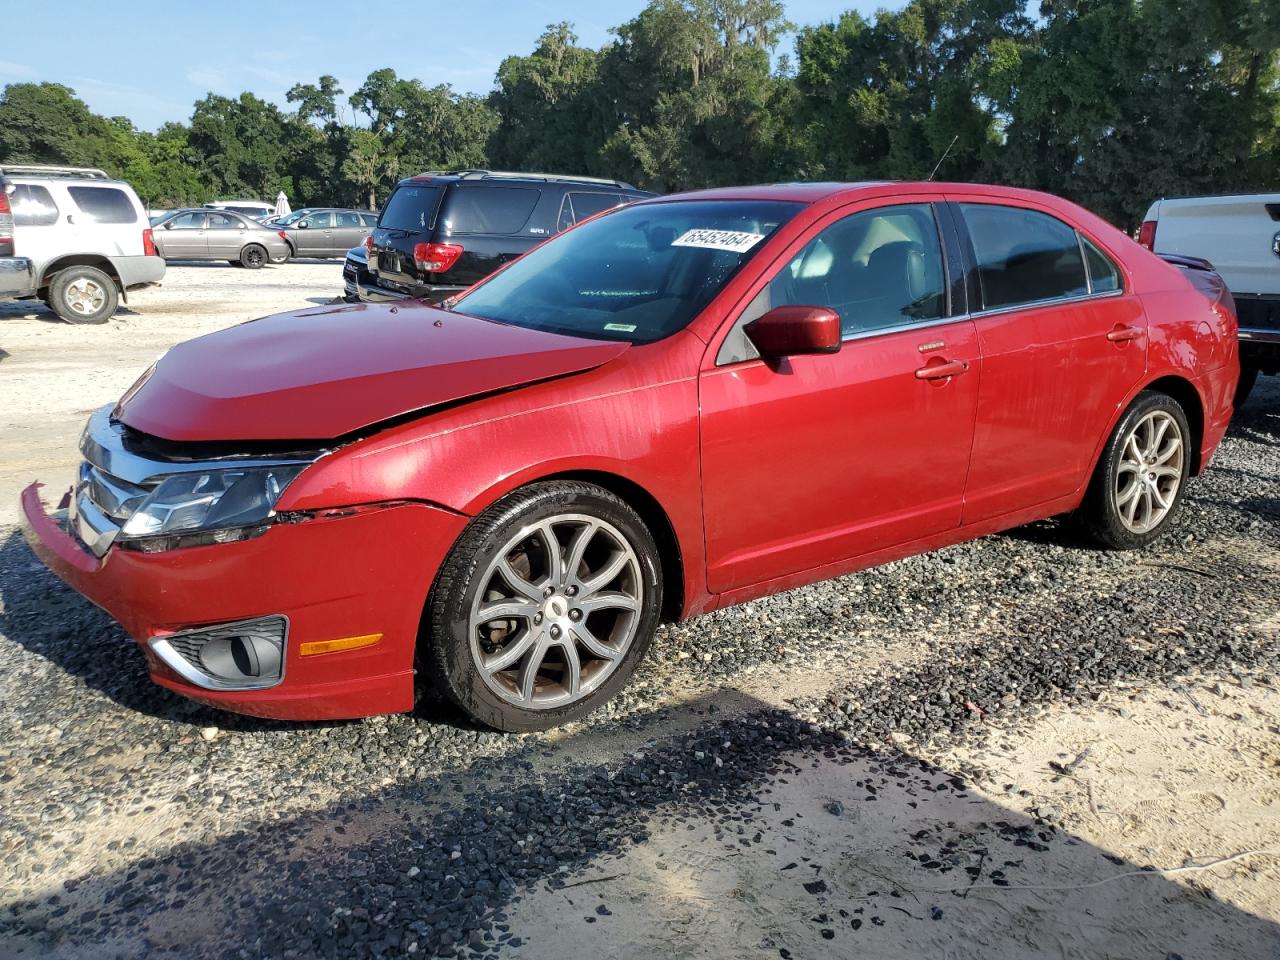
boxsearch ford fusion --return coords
[21,182,1239,731]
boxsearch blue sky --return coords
[0,0,886,131]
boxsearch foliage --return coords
[0,0,1276,227]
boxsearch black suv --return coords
[362,170,655,303]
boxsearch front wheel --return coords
[1079,391,1191,549]
[48,266,119,324]
[424,481,663,732]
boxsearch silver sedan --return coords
[151,209,292,268]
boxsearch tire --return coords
[1079,390,1191,550]
[1234,367,1259,410]
[273,243,293,264]
[240,244,267,269]
[425,481,663,732]
[48,266,118,325]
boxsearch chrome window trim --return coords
[148,615,290,691]
[964,287,1125,322]
[833,288,1128,345]
[80,405,318,487]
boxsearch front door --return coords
[950,200,1149,521]
[700,201,980,594]
[157,211,208,259]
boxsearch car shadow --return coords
[1,685,1277,959]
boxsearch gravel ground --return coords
[0,274,1277,958]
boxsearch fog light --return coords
[149,616,288,691]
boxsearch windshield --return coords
[277,209,310,225]
[451,199,803,344]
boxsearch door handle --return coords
[915,359,969,380]
[1106,326,1143,342]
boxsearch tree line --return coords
[1,0,1276,230]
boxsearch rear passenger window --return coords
[11,184,59,226]
[1082,236,1121,293]
[960,204,1087,310]
[336,211,362,228]
[206,212,239,228]
[67,187,138,224]
[443,187,540,235]
[568,192,621,222]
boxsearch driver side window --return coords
[718,204,947,364]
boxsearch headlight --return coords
[119,465,305,549]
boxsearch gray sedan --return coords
[151,209,291,268]
[275,208,378,259]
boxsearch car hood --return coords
[116,300,630,443]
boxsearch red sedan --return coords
[21,182,1239,730]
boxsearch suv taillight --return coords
[142,227,156,257]
[0,189,10,216]
[413,242,463,273]
[1138,220,1157,251]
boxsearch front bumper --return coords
[20,483,468,720]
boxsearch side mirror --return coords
[743,305,842,359]
[163,221,173,229]
[297,221,308,229]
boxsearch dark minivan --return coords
[364,170,655,303]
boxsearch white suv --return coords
[3,164,166,324]
[1140,193,1280,405]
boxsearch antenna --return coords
[927,136,959,182]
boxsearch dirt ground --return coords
[0,260,343,526]
[506,675,1280,959]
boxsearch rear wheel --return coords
[425,481,662,732]
[48,266,118,324]
[240,244,267,269]
[1079,391,1191,549]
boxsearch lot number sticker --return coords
[672,228,765,253]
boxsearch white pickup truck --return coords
[1140,194,1280,405]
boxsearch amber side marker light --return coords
[299,633,383,657]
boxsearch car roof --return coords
[640,181,1073,208]
[398,170,643,191]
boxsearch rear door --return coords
[205,211,248,257]
[951,199,1147,522]
[332,210,367,256]
[64,184,142,257]
[437,185,544,286]
[700,198,980,593]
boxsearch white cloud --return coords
[0,59,36,78]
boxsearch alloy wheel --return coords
[1115,409,1184,534]
[65,277,106,316]
[468,514,642,710]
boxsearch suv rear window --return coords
[68,186,138,224]
[380,185,441,232]
[442,186,540,235]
